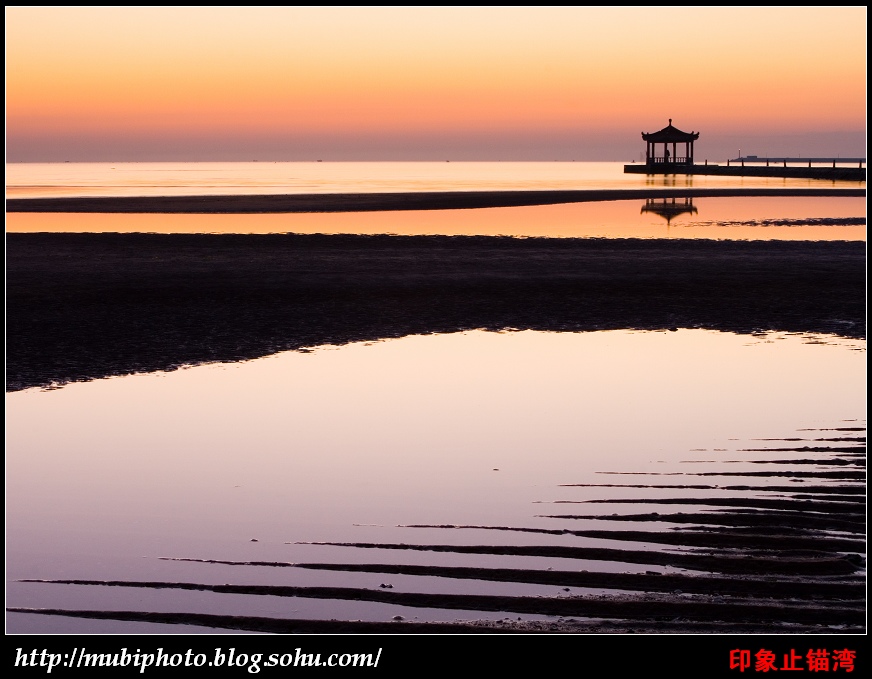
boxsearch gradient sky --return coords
[5,6,867,161]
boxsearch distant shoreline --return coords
[5,187,865,214]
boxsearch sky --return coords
[5,6,867,162]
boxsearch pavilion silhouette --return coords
[642,119,699,168]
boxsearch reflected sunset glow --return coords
[6,197,865,241]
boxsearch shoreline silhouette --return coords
[6,187,864,214]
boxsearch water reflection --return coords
[641,197,698,224]
[5,329,865,632]
[5,195,865,240]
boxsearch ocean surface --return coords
[5,161,866,239]
[5,160,867,197]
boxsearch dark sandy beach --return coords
[6,232,865,392]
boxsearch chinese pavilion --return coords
[642,119,699,167]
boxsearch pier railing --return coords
[728,156,865,169]
[648,157,690,165]
[626,157,865,180]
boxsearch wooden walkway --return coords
[624,162,866,181]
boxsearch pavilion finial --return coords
[669,118,672,125]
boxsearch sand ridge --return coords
[6,187,866,213]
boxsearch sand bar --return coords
[6,187,865,213]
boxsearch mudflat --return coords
[6,232,865,392]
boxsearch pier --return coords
[728,156,865,168]
[625,120,866,181]
[623,162,866,181]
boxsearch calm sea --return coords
[5,160,866,198]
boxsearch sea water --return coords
[5,161,866,239]
[6,160,865,199]
[5,329,866,632]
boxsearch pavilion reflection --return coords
[641,197,698,224]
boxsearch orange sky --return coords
[5,6,867,161]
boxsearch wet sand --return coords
[6,233,865,392]
[12,432,865,634]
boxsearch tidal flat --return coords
[6,229,866,634]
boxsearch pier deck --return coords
[624,162,865,181]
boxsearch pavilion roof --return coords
[642,120,699,142]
